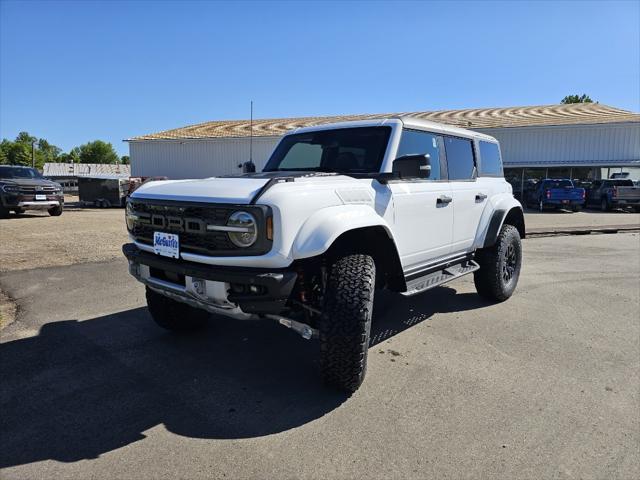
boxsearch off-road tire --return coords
[0,206,9,219]
[474,224,522,302]
[145,286,208,332]
[48,205,63,216]
[319,254,375,393]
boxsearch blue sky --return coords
[1,0,638,156]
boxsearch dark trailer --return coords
[78,175,130,208]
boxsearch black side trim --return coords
[250,176,295,204]
[404,253,475,282]
[483,209,507,248]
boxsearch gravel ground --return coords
[0,197,128,272]
[524,207,639,230]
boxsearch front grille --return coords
[18,185,58,194]
[128,200,272,256]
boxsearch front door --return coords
[389,129,453,270]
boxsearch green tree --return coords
[120,155,130,165]
[78,140,119,164]
[561,94,594,104]
[0,133,37,167]
[58,147,81,164]
[37,138,62,164]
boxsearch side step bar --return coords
[402,259,480,296]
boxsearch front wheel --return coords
[145,287,209,332]
[319,254,375,393]
[48,205,63,216]
[474,224,522,302]
[0,206,9,219]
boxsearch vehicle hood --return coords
[0,178,61,188]
[130,176,270,204]
[129,172,358,204]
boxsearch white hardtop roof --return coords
[289,116,497,142]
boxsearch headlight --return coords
[125,202,135,230]
[1,185,20,193]
[227,211,257,247]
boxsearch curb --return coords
[526,225,640,238]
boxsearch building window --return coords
[444,136,475,180]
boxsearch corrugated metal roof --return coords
[128,103,640,141]
[43,163,130,177]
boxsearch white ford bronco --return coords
[123,117,525,392]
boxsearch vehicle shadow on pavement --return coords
[0,285,487,468]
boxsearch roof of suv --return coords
[290,117,497,142]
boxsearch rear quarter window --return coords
[478,141,503,176]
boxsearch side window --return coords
[478,141,503,176]
[444,136,475,180]
[395,129,441,180]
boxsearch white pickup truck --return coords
[123,117,525,392]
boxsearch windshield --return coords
[0,166,42,179]
[544,180,573,188]
[263,126,391,174]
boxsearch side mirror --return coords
[392,154,431,179]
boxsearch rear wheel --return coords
[48,205,63,216]
[572,205,581,212]
[538,200,544,212]
[474,224,522,302]
[319,254,375,393]
[601,197,610,212]
[145,287,209,332]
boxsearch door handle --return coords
[475,193,488,202]
[437,195,453,205]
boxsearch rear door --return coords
[445,136,489,254]
[388,129,453,270]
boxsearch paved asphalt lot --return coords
[1,233,639,479]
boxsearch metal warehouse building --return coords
[127,103,640,197]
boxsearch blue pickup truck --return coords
[525,179,586,212]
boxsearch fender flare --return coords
[479,195,526,248]
[291,204,397,260]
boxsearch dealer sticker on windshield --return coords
[153,232,179,259]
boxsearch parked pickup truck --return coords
[585,179,640,212]
[526,179,585,212]
[123,117,525,392]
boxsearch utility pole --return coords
[31,140,37,169]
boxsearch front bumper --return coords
[1,194,64,209]
[122,243,297,319]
